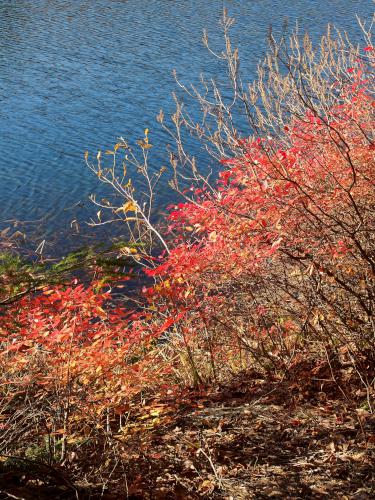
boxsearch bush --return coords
[0,10,373,482]
[146,13,375,384]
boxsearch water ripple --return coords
[0,0,371,253]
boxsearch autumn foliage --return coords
[0,25,373,490]
[150,69,374,380]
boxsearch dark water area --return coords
[0,0,372,256]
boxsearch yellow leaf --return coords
[150,409,161,417]
[138,414,151,421]
[97,151,101,161]
[115,201,137,214]
[136,139,153,149]
[105,150,115,155]
[123,201,137,212]
[84,151,89,161]
[114,142,128,151]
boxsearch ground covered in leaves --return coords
[1,363,374,499]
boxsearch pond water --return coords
[0,0,372,254]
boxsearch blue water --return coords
[0,0,372,254]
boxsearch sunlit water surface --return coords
[0,0,372,254]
